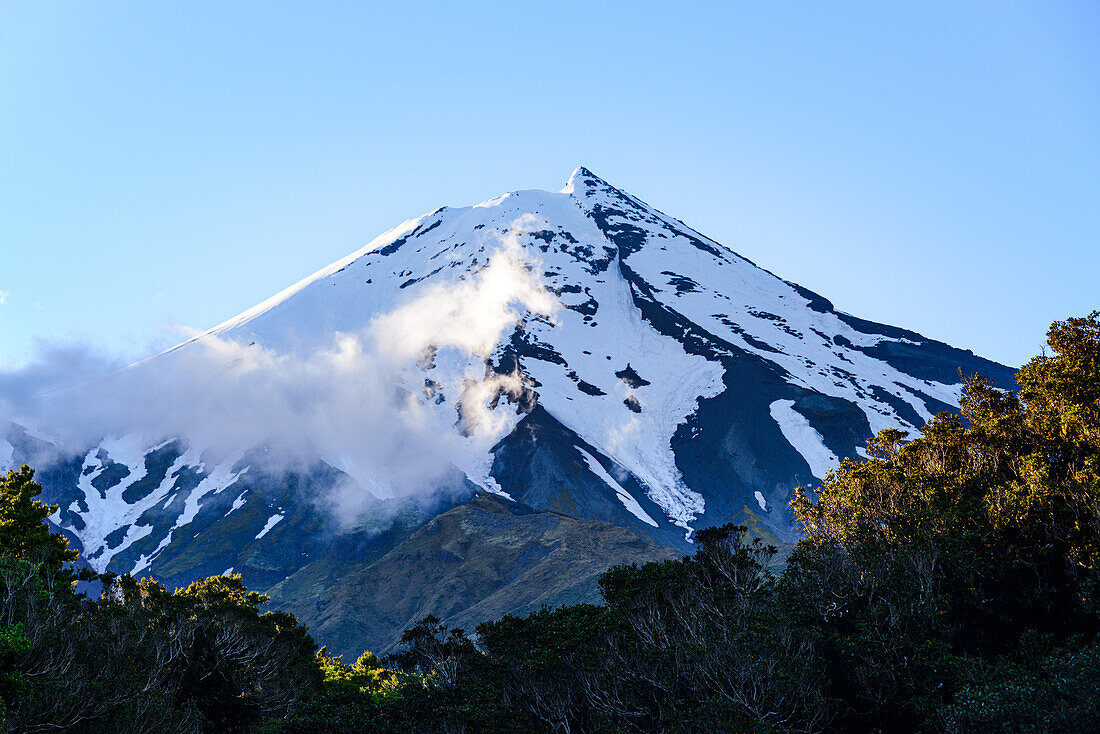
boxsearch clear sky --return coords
[1,1,1097,370]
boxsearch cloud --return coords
[0,219,559,523]
[0,290,7,305]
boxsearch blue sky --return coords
[1,1,1097,369]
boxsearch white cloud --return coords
[0,220,559,523]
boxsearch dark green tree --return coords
[0,466,77,577]
[786,312,1100,731]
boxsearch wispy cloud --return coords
[0,291,7,306]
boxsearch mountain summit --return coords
[5,168,1015,654]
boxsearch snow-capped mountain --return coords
[7,167,1014,652]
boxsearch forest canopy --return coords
[1,312,1098,733]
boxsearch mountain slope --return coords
[266,492,680,657]
[10,167,1016,656]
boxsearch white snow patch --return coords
[769,400,839,480]
[224,491,248,516]
[173,452,248,533]
[575,446,658,527]
[754,491,768,512]
[223,567,234,576]
[128,450,247,576]
[64,434,158,572]
[255,513,284,540]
